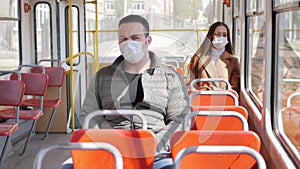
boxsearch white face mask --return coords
[119,40,146,64]
[212,37,228,50]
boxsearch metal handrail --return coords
[189,78,231,91]
[83,109,148,130]
[287,92,300,107]
[33,142,123,169]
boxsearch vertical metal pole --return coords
[68,0,74,131]
[94,0,99,74]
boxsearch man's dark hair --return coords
[119,15,149,37]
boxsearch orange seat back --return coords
[189,90,238,106]
[190,106,248,130]
[170,130,261,169]
[281,107,300,147]
[189,113,246,131]
[70,129,157,169]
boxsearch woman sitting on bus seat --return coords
[59,14,189,169]
[188,21,240,94]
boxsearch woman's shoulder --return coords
[223,51,239,61]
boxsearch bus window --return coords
[34,3,52,66]
[276,9,300,157]
[274,0,300,7]
[0,0,20,70]
[232,0,241,57]
[66,6,80,65]
[246,15,265,104]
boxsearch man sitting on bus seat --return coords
[60,14,189,169]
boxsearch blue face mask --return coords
[212,37,228,50]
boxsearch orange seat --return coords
[31,61,65,139]
[7,66,49,154]
[189,90,238,106]
[70,129,157,169]
[184,110,248,131]
[170,130,262,169]
[176,67,184,76]
[74,110,155,169]
[0,74,25,164]
[173,145,266,169]
[189,106,248,130]
[281,107,300,147]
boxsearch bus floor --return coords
[1,133,71,169]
